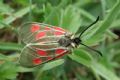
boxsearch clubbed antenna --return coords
[79,16,99,38]
[77,16,102,56]
[80,43,102,56]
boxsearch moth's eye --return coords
[73,38,81,45]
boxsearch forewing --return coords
[19,22,67,44]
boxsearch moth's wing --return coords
[19,43,70,68]
[19,22,71,67]
[19,22,68,44]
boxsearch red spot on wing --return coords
[47,57,53,60]
[37,50,47,56]
[36,31,46,40]
[31,24,40,32]
[45,27,51,30]
[53,27,65,32]
[46,49,68,61]
[56,51,68,59]
[55,49,66,54]
[53,27,65,36]
[54,31,64,35]
[33,58,42,65]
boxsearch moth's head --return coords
[72,37,81,45]
[69,35,82,48]
[70,16,100,48]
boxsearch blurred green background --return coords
[0,0,120,80]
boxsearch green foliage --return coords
[0,62,18,80]
[0,0,120,80]
[41,59,65,71]
[0,42,23,51]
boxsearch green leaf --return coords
[73,49,93,61]
[82,0,120,45]
[107,41,120,50]
[79,9,95,21]
[111,19,120,28]
[0,2,13,15]
[91,62,120,80]
[0,54,7,60]
[17,66,34,72]
[97,0,120,34]
[68,49,93,67]
[44,5,81,33]
[41,59,64,71]
[0,42,23,51]
[0,62,18,80]
[43,3,61,26]
[100,0,106,17]
[60,5,81,33]
[5,5,35,24]
[0,5,35,29]
[89,0,120,41]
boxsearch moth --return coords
[19,16,102,68]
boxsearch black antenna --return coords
[80,43,102,56]
[74,16,102,56]
[79,16,99,38]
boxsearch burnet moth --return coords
[19,16,102,68]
